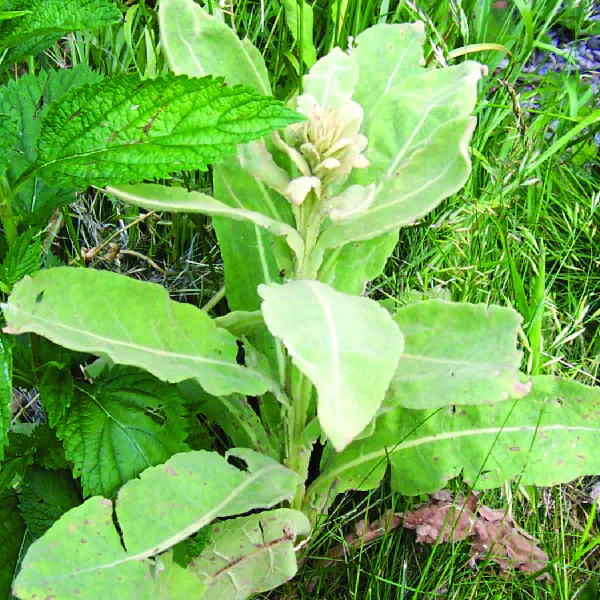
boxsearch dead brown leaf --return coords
[402,490,551,580]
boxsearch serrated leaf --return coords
[39,364,73,428]
[13,449,300,600]
[18,467,80,538]
[0,333,13,462]
[32,73,301,188]
[30,424,69,471]
[385,300,531,410]
[3,267,278,398]
[159,0,271,94]
[0,65,102,219]
[0,431,35,493]
[259,280,404,451]
[309,376,600,504]
[55,366,188,497]
[0,0,121,63]
[0,229,42,293]
[191,509,311,599]
[0,112,18,174]
[106,183,305,263]
[0,490,29,599]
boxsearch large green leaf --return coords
[308,376,600,506]
[0,65,102,219]
[386,299,531,410]
[159,0,290,390]
[18,467,81,538]
[0,333,13,462]
[106,183,304,263]
[0,113,18,174]
[31,73,300,188]
[191,509,311,599]
[259,280,404,451]
[281,0,317,67]
[0,0,121,62]
[56,367,188,497]
[13,449,300,599]
[3,268,277,397]
[159,0,271,94]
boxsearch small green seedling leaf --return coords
[385,299,531,410]
[11,449,300,599]
[190,509,311,599]
[259,280,404,451]
[3,267,277,398]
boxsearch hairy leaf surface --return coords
[0,0,121,62]
[386,300,530,409]
[107,183,304,262]
[0,230,42,293]
[309,376,600,505]
[39,365,73,428]
[13,449,299,599]
[3,268,277,397]
[191,509,311,599]
[259,280,404,451]
[56,367,188,497]
[0,490,28,599]
[33,73,300,187]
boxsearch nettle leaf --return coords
[309,376,600,504]
[3,267,277,397]
[190,509,311,599]
[0,65,102,219]
[0,334,13,462]
[0,0,121,63]
[39,364,73,428]
[0,432,35,493]
[107,183,305,263]
[386,300,531,410]
[13,449,301,600]
[0,490,29,600]
[159,0,271,93]
[55,366,188,497]
[259,280,404,451]
[0,112,18,174]
[33,73,301,188]
[0,229,42,293]
[159,0,291,391]
[17,467,81,538]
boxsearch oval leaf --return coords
[259,280,404,451]
[386,299,531,409]
[3,268,276,397]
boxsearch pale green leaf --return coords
[39,365,73,428]
[0,334,13,462]
[302,47,358,110]
[317,232,398,294]
[3,267,277,398]
[152,551,207,599]
[214,310,265,338]
[386,299,531,410]
[0,65,102,219]
[281,0,317,67]
[32,73,300,188]
[191,509,311,599]
[13,449,300,600]
[259,280,404,451]
[107,183,305,263]
[0,0,121,63]
[56,367,188,497]
[159,0,271,94]
[17,467,80,538]
[309,376,600,504]
[352,22,426,123]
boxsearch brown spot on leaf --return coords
[509,447,520,452]
[164,465,177,476]
[557,459,563,466]
[81,539,87,544]
[433,456,440,462]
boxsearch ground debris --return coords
[402,490,551,580]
